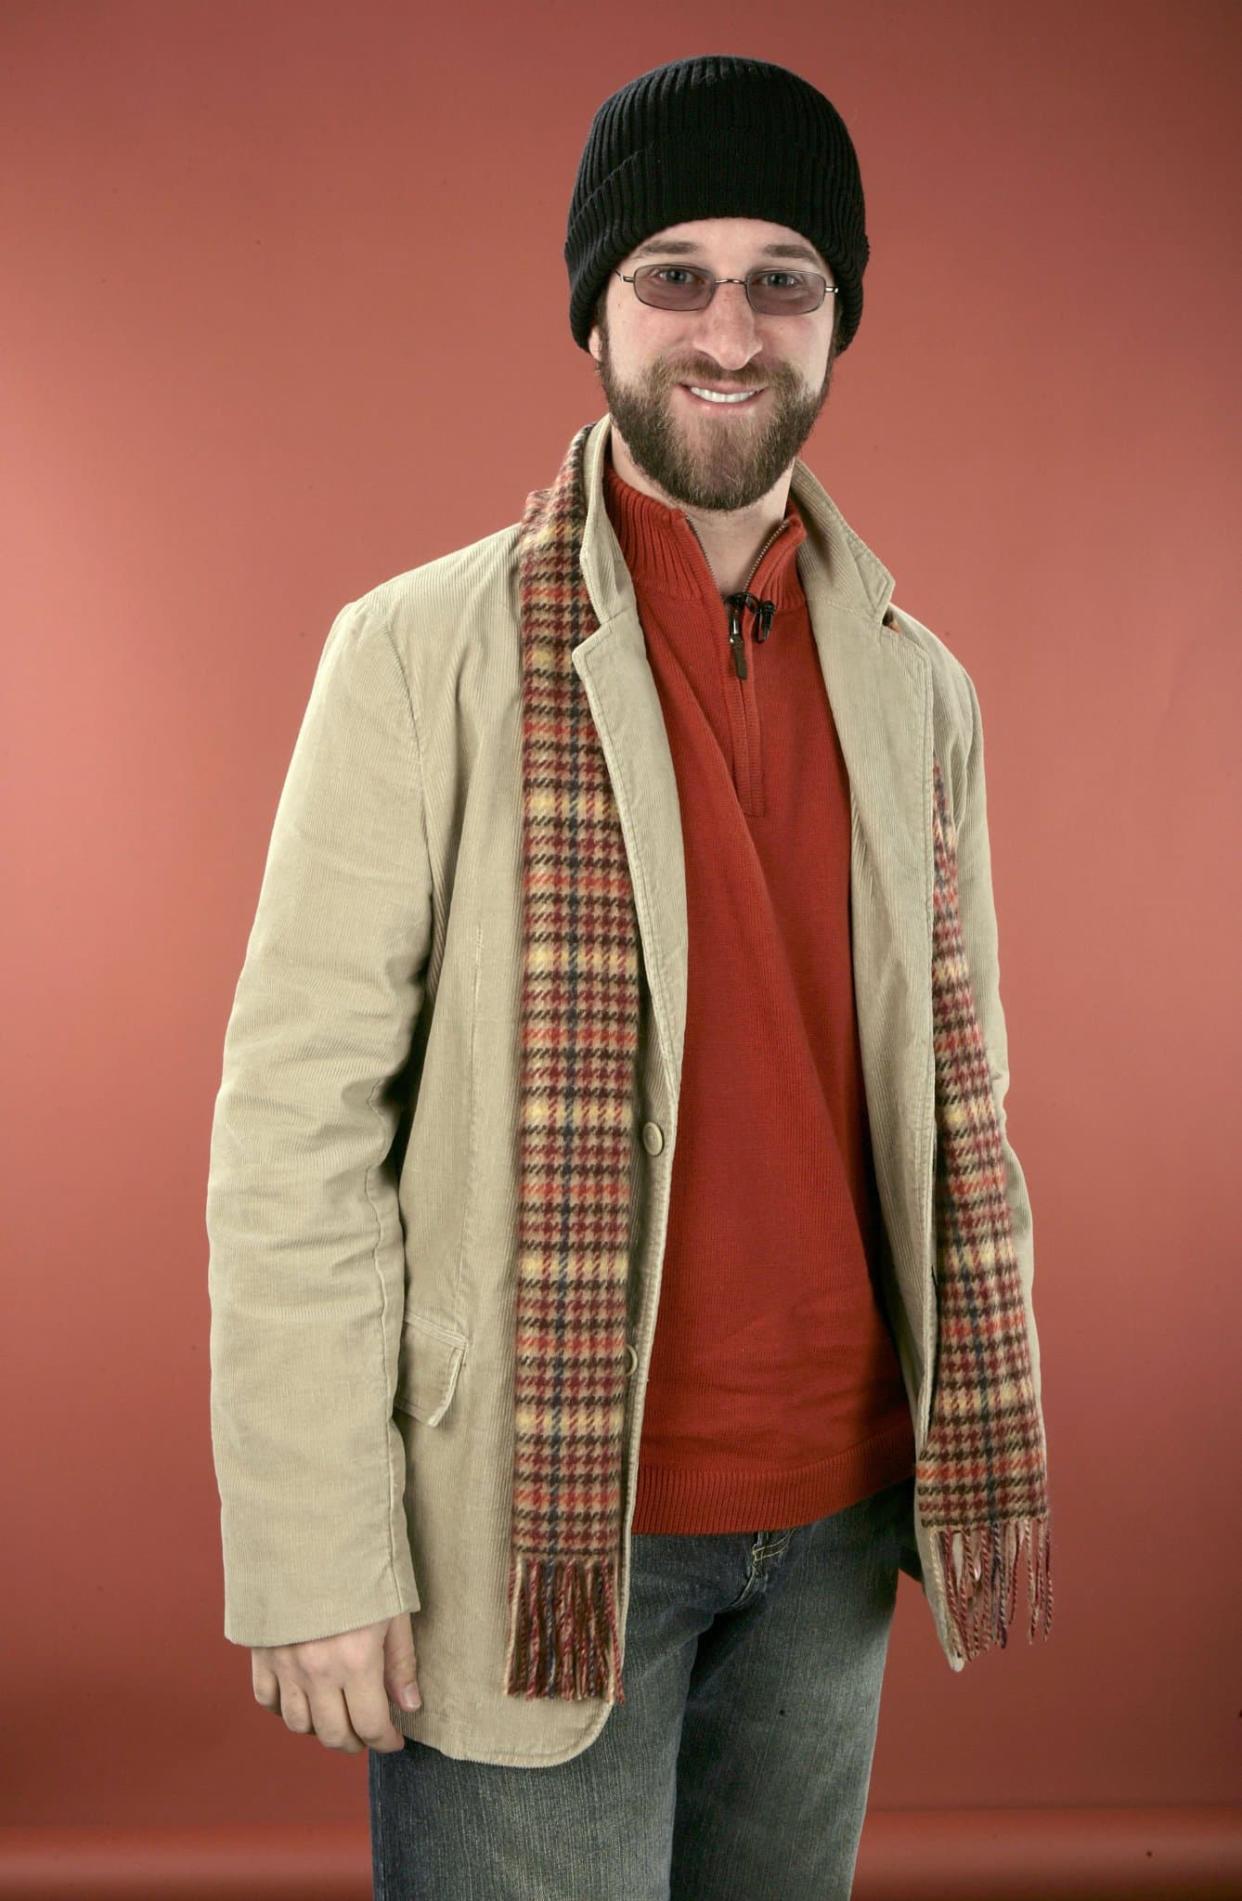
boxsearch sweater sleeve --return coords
[952,667,1042,1410]
[206,594,433,1647]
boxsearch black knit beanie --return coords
[565,55,869,355]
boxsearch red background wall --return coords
[2,0,1239,1852]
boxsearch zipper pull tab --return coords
[725,594,749,679]
[755,599,775,643]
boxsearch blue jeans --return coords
[368,1472,914,1900]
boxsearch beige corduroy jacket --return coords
[206,411,1044,1767]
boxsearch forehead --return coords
[624,218,829,273]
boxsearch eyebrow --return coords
[631,237,828,271]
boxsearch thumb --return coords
[384,1611,422,1712]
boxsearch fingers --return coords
[344,1675,407,1754]
[280,1679,330,1743]
[248,1631,408,1754]
[382,1611,422,1715]
[250,1651,281,1713]
[302,1682,367,1754]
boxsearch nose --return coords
[685,281,764,375]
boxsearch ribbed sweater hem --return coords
[629,1414,916,1535]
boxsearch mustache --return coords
[666,367,774,388]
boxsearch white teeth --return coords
[688,386,757,404]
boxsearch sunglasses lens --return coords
[751,277,822,315]
[635,267,711,309]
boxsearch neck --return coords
[607,427,792,598]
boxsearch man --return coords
[207,53,1052,1900]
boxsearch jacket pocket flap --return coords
[394,1311,467,1426]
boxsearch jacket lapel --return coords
[571,607,688,1097]
[799,576,936,1430]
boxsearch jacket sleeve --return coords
[206,594,432,1648]
[952,668,1042,1410]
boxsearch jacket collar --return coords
[578,411,897,629]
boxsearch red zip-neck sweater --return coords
[604,447,916,1534]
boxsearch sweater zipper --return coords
[724,520,784,680]
[721,519,786,812]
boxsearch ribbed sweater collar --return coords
[603,443,808,607]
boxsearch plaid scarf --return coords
[503,422,1053,1699]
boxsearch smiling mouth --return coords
[678,383,767,409]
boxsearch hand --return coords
[250,1611,421,1754]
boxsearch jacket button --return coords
[641,1121,664,1155]
[625,1342,638,1376]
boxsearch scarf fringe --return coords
[937,1513,1054,1663]
[503,1552,627,1704]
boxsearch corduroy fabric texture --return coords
[565,55,869,355]
[504,422,1054,1700]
